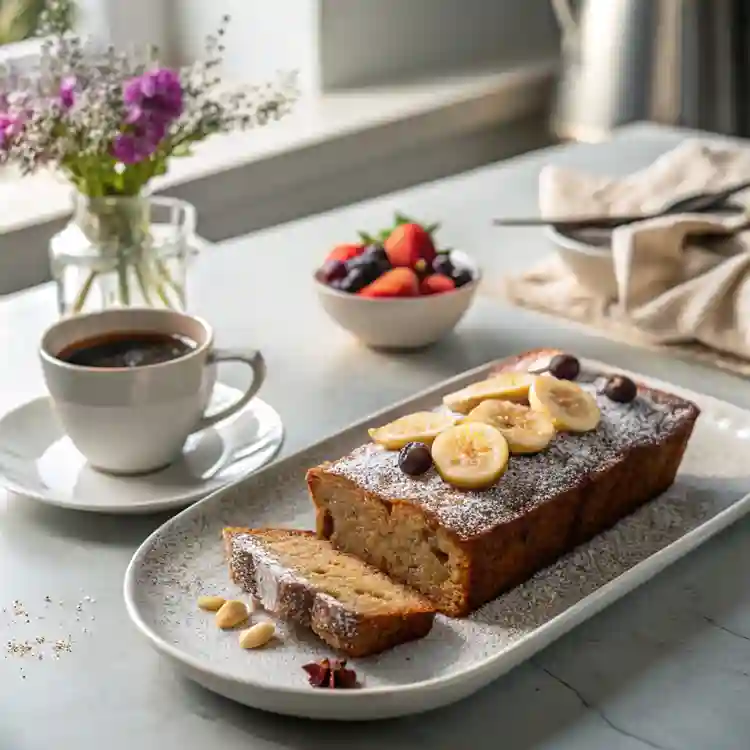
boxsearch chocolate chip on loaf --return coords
[603,375,637,403]
[398,442,433,476]
[532,353,580,380]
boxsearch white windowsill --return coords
[0,60,556,236]
[0,36,45,68]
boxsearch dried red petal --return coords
[302,657,359,689]
[333,666,358,689]
[302,660,329,687]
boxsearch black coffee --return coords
[57,331,197,368]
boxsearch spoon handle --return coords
[493,203,745,230]
[495,178,750,230]
[493,215,651,229]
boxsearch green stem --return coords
[140,258,173,309]
[69,194,189,313]
[133,261,153,306]
[117,256,131,306]
[154,258,185,307]
[153,279,173,308]
[72,270,98,314]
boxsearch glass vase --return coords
[49,193,197,317]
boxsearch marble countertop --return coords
[3,123,750,750]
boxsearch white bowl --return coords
[315,250,481,349]
[545,225,617,300]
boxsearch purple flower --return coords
[59,76,77,109]
[111,134,141,164]
[123,68,183,126]
[0,113,24,149]
[112,120,166,164]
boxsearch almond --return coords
[197,595,226,612]
[238,621,276,649]
[215,599,248,629]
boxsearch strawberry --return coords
[384,223,436,268]
[420,274,456,295]
[326,243,365,263]
[358,268,419,298]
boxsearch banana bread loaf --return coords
[306,349,700,616]
[224,527,436,656]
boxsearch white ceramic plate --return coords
[124,359,750,720]
[0,383,284,514]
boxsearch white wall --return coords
[76,0,168,58]
[167,0,560,93]
[169,0,320,94]
[318,0,560,89]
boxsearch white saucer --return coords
[0,383,284,514]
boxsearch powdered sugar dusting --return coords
[228,532,392,645]
[326,377,698,538]
[126,360,750,706]
[232,536,292,613]
[317,593,362,641]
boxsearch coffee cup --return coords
[39,308,266,475]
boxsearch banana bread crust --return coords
[307,349,700,616]
[224,527,435,657]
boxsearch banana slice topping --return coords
[528,377,600,433]
[442,373,536,414]
[431,422,509,490]
[368,411,458,450]
[463,399,556,453]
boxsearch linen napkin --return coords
[503,139,750,375]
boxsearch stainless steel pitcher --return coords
[551,0,743,142]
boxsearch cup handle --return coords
[194,348,266,432]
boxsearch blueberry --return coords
[346,253,369,270]
[432,253,454,277]
[355,244,391,276]
[398,442,433,476]
[348,255,383,284]
[452,268,473,287]
[339,267,370,293]
[320,259,347,284]
[603,375,637,403]
[365,262,385,284]
[363,244,390,266]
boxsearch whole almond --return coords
[198,595,226,612]
[238,621,276,649]
[215,600,248,629]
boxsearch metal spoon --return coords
[493,178,750,231]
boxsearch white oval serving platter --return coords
[124,358,750,720]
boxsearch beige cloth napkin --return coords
[503,139,750,375]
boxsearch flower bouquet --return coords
[0,0,298,314]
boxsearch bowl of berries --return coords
[314,213,480,349]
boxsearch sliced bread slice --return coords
[223,527,436,657]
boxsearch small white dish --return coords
[314,250,481,349]
[545,224,618,300]
[0,383,283,514]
